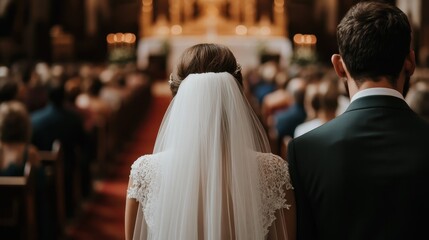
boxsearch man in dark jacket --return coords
[288,2,429,239]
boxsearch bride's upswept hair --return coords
[170,43,243,96]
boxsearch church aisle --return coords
[67,82,171,239]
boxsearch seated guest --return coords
[262,65,324,126]
[0,76,19,103]
[76,76,112,127]
[0,101,56,239]
[31,77,87,217]
[251,61,280,104]
[0,101,39,176]
[31,77,86,151]
[273,77,307,141]
[75,76,113,169]
[64,76,94,132]
[21,67,49,113]
[294,76,340,137]
[261,86,293,125]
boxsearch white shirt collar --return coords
[350,88,405,103]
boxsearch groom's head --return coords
[333,2,414,90]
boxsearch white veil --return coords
[132,72,288,240]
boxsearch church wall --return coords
[0,0,428,65]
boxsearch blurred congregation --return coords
[1,0,428,239]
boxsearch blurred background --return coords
[0,0,428,239]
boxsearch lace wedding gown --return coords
[126,72,293,239]
[127,152,292,239]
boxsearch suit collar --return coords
[350,88,404,103]
[345,95,411,113]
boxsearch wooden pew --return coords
[38,141,66,238]
[92,119,108,178]
[39,140,87,233]
[0,163,37,240]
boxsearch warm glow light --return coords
[107,33,115,44]
[235,25,248,35]
[305,35,312,44]
[293,34,303,44]
[171,25,183,35]
[293,34,317,45]
[124,33,134,43]
[310,35,317,44]
[130,34,136,43]
[50,25,63,37]
[108,32,136,44]
[116,33,124,42]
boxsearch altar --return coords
[137,35,292,73]
[137,0,290,74]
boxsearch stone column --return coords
[243,0,255,26]
[141,0,153,37]
[170,0,181,24]
[229,0,241,22]
[183,0,194,22]
[273,0,285,32]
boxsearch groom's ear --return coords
[404,50,416,77]
[331,54,348,78]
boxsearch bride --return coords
[125,43,295,240]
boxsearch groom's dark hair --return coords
[337,2,411,86]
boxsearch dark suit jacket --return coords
[288,95,429,240]
[31,103,85,152]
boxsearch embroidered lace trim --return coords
[126,153,292,234]
[127,155,160,227]
[256,152,293,236]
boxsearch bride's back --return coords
[126,44,294,240]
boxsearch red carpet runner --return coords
[67,92,171,239]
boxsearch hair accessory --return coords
[234,63,242,75]
[168,73,174,85]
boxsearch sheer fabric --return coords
[127,72,291,239]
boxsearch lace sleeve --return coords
[127,155,152,202]
[258,153,293,235]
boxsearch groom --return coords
[288,2,429,240]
